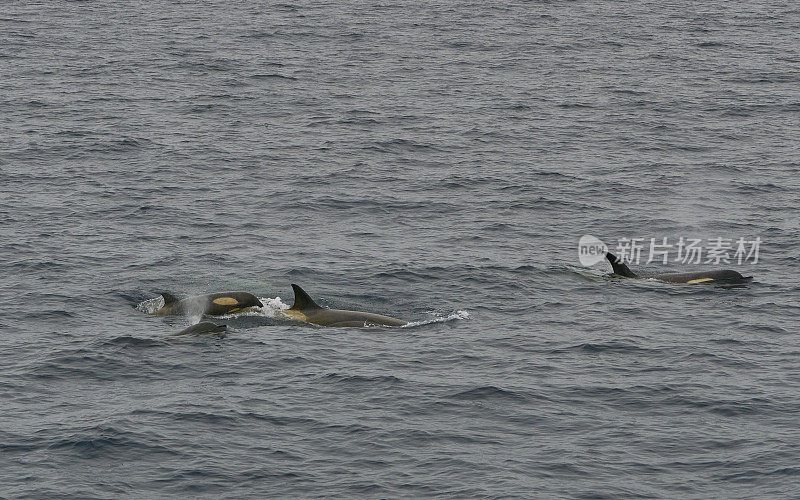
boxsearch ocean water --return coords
[2,1,799,498]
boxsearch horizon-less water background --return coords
[2,1,799,498]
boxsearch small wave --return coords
[54,129,92,137]
[322,373,403,385]
[389,428,503,446]
[370,138,442,153]
[708,338,746,345]
[250,73,297,80]
[105,137,149,151]
[696,41,726,48]
[611,88,648,96]
[556,102,594,108]
[168,411,238,425]
[743,324,788,334]
[669,396,773,417]
[403,310,469,327]
[186,103,224,113]
[718,466,800,482]
[97,336,165,348]
[554,342,646,354]
[26,352,142,382]
[47,425,179,458]
[1,441,40,453]
[336,117,381,126]
[242,31,277,39]
[28,310,76,320]
[448,386,525,401]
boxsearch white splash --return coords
[136,295,164,315]
[213,296,290,319]
[403,309,470,327]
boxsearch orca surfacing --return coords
[605,252,753,285]
[282,284,407,327]
[153,292,263,316]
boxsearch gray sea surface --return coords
[2,1,799,498]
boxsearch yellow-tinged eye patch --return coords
[213,297,239,305]
[687,278,715,284]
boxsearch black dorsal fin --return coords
[289,284,322,311]
[605,252,638,278]
[161,292,180,305]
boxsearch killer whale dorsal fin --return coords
[605,252,638,278]
[289,284,322,311]
[161,292,180,305]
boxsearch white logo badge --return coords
[578,235,608,267]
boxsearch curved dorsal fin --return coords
[606,252,638,278]
[289,284,322,311]
[161,292,180,305]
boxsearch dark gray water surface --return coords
[2,1,799,498]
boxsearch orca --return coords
[173,322,227,337]
[605,252,752,284]
[282,284,407,327]
[153,292,263,316]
